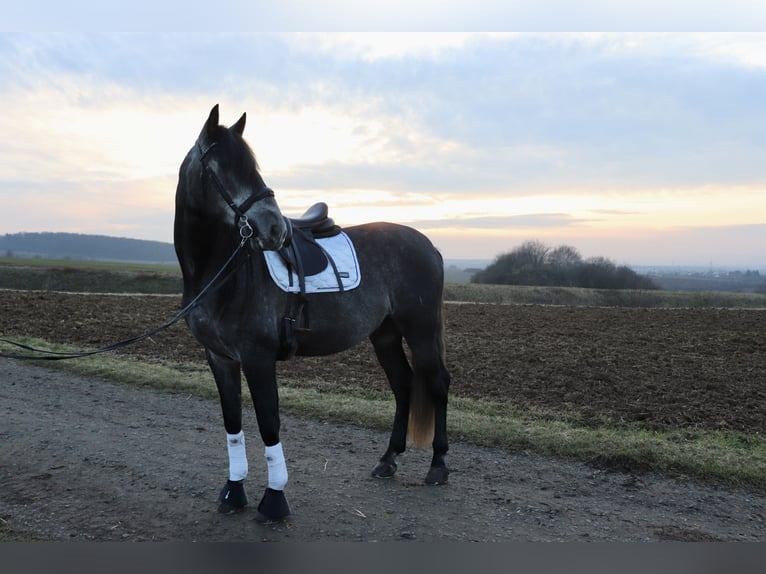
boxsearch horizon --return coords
[3,230,765,274]
[1,13,765,270]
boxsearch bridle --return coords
[196,140,275,240]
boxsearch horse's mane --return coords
[211,125,261,175]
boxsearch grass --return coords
[443,282,766,309]
[5,337,765,494]
[0,522,50,542]
[0,255,179,273]
[0,258,182,294]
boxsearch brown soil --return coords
[2,291,765,434]
[1,290,765,541]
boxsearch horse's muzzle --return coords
[255,220,288,251]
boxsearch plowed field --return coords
[1,290,765,434]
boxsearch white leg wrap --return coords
[227,431,248,481]
[265,442,288,491]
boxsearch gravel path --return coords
[1,361,764,541]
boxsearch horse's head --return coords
[188,104,288,251]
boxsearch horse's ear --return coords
[231,112,246,136]
[200,104,220,140]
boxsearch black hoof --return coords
[218,479,248,514]
[255,488,291,522]
[425,465,449,485]
[371,460,397,478]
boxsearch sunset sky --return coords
[2,7,765,268]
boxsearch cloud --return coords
[411,213,587,229]
[208,33,766,194]
[6,38,765,199]
[1,32,765,264]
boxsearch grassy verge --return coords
[0,524,50,542]
[444,282,766,308]
[5,337,764,494]
[0,257,182,294]
[0,255,180,274]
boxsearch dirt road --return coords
[1,361,763,541]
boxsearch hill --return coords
[0,232,177,264]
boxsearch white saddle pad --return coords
[263,231,361,293]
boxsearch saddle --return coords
[276,202,343,360]
[288,202,339,237]
[278,202,340,278]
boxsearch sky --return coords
[2,5,766,269]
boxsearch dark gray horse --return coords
[174,105,450,521]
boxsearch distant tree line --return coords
[650,268,766,293]
[0,232,177,263]
[471,240,659,290]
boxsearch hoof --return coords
[425,465,449,485]
[255,488,291,522]
[371,460,397,479]
[218,479,248,514]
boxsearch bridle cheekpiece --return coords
[196,140,275,240]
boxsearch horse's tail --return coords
[408,373,436,449]
[407,303,446,449]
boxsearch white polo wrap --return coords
[226,431,248,481]
[265,442,288,491]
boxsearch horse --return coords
[173,105,451,521]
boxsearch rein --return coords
[0,237,250,361]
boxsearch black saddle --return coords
[287,202,339,238]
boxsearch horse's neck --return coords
[175,213,240,288]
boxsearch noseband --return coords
[196,140,275,239]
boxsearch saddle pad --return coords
[263,231,361,293]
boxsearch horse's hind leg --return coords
[406,323,451,485]
[369,317,413,478]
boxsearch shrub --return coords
[472,241,658,290]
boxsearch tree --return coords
[471,241,658,290]
[547,245,582,268]
[514,240,550,268]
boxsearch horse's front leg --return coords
[206,349,250,514]
[242,358,291,521]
